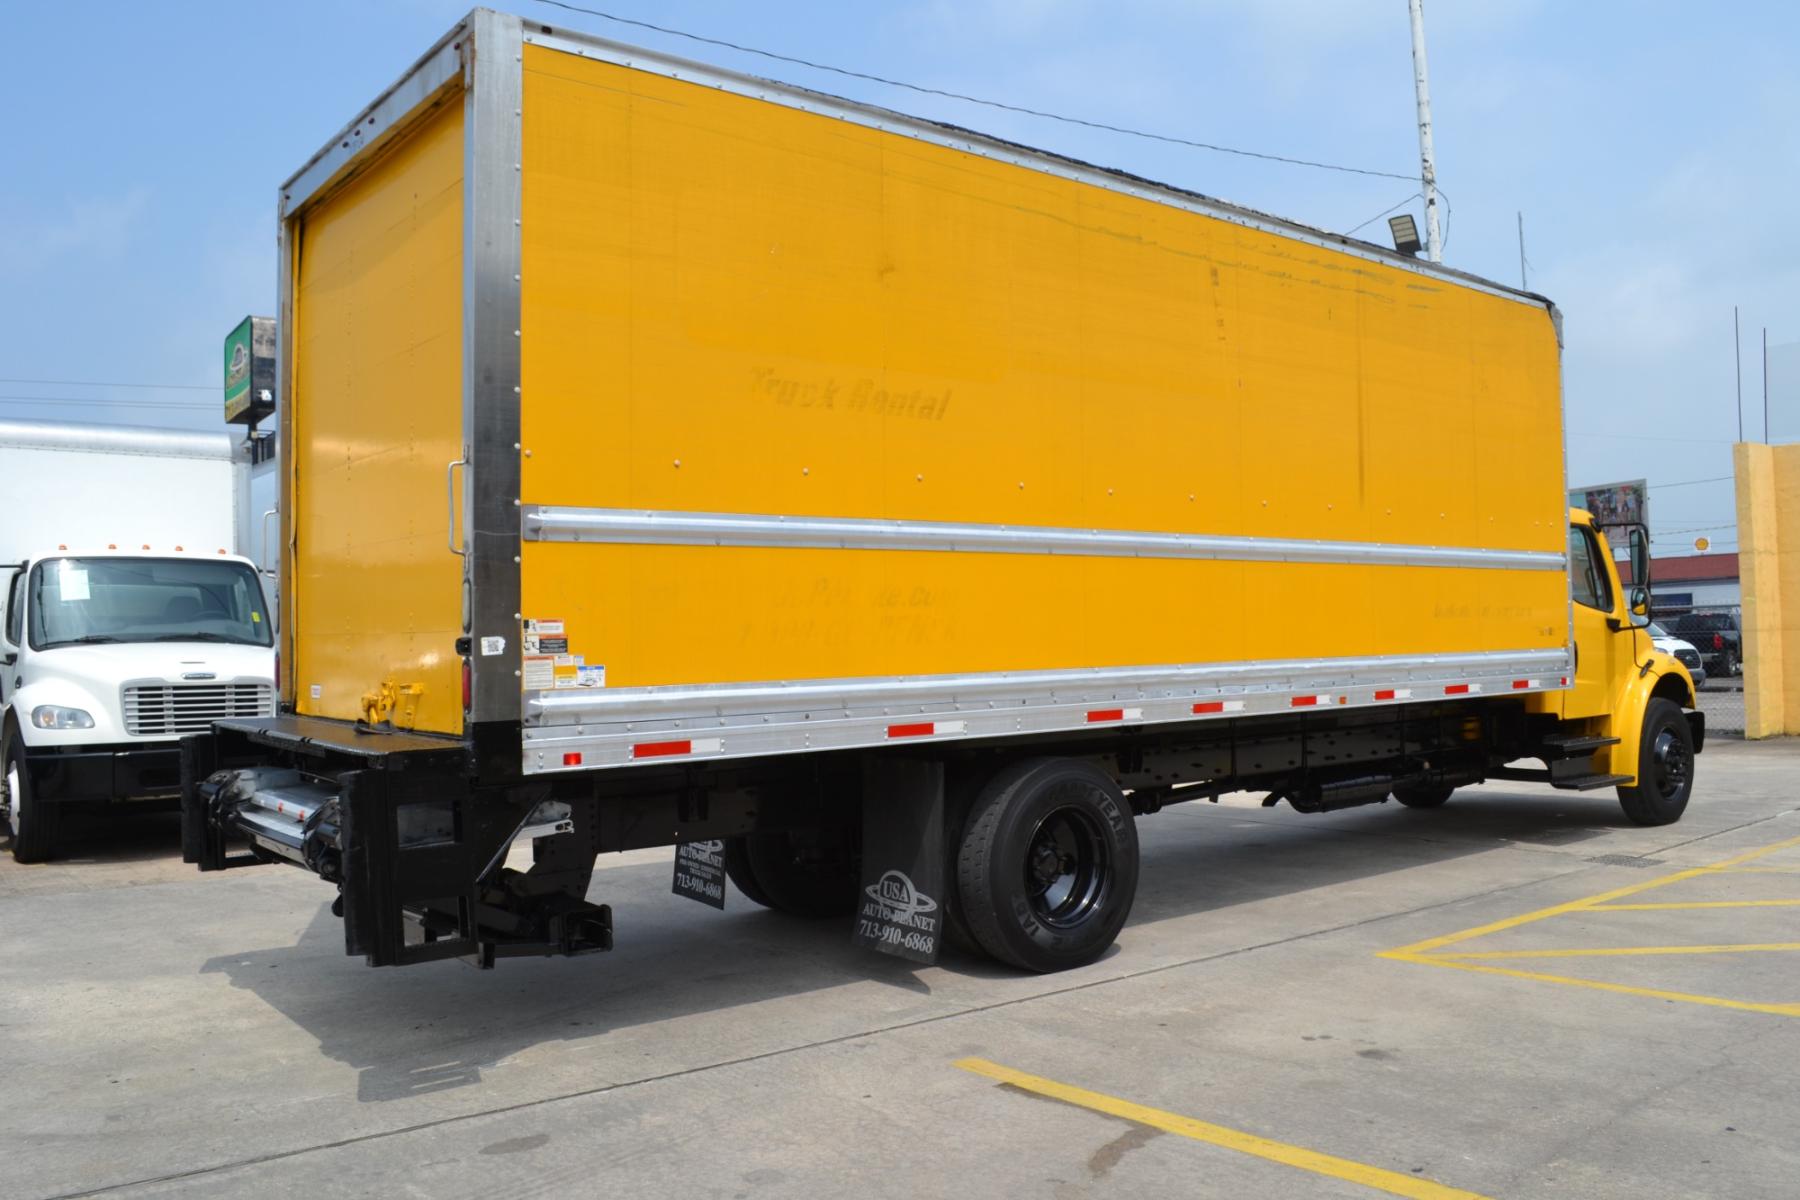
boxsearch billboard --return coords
[1569,479,1647,529]
[224,315,276,426]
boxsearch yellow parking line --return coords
[1383,952,1800,1018]
[1585,899,1800,911]
[954,1057,1493,1200]
[1382,833,1800,959]
[1430,942,1800,960]
[1706,866,1800,875]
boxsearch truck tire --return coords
[4,728,58,864]
[721,837,774,908]
[1616,698,1695,826]
[955,758,1138,973]
[1392,782,1455,809]
[740,828,861,918]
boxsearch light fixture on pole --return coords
[1388,214,1423,257]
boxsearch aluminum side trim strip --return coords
[527,648,1569,722]
[520,648,1572,773]
[521,506,1564,572]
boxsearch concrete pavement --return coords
[3,739,1797,1199]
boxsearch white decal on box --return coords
[480,636,506,656]
[309,684,322,699]
[523,618,564,635]
[522,656,555,690]
[576,664,606,688]
[553,655,584,689]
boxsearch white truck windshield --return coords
[28,557,271,650]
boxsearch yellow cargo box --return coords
[196,8,1700,974]
[277,9,1569,774]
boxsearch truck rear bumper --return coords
[25,743,183,803]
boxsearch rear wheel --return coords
[720,837,774,908]
[4,728,58,864]
[1617,698,1695,826]
[955,758,1138,973]
[735,827,861,918]
[1392,781,1455,809]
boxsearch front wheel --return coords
[4,728,58,863]
[1616,698,1695,826]
[955,758,1139,973]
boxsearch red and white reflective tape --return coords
[1191,699,1247,715]
[1372,687,1414,702]
[629,736,725,761]
[1290,694,1333,708]
[1442,683,1479,695]
[1510,678,1541,690]
[886,719,968,739]
[1085,707,1143,723]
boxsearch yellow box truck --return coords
[184,8,1703,972]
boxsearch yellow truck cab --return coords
[1527,509,1701,825]
[183,10,1703,976]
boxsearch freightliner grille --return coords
[1674,648,1702,671]
[123,683,275,736]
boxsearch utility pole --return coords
[1735,306,1744,442]
[1517,211,1527,289]
[1408,0,1443,263]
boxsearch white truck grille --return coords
[123,683,275,736]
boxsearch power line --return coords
[1568,430,1736,445]
[0,394,214,411]
[1649,475,1734,490]
[0,376,213,391]
[1345,193,1421,237]
[525,0,1420,182]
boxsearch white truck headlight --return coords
[32,705,95,730]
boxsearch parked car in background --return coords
[1670,611,1741,678]
[1648,622,1707,688]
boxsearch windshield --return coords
[28,557,271,650]
[1647,623,1670,638]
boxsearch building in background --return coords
[1620,552,1740,613]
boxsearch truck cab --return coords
[1,548,276,861]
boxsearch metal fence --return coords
[1697,677,1745,736]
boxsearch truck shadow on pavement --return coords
[196,788,1627,1105]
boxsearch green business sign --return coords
[224,315,276,425]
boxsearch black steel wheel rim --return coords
[1651,727,1690,799]
[1023,804,1109,929]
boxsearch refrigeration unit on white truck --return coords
[0,419,276,862]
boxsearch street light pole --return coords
[1407,0,1443,263]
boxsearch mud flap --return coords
[672,839,728,908]
[853,756,945,965]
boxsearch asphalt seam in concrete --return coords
[37,808,1798,1200]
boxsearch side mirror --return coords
[1626,526,1653,628]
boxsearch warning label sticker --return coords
[520,620,601,691]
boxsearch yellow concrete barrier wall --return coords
[1734,441,1800,737]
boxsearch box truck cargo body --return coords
[186,9,1701,972]
[0,420,275,861]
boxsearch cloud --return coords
[0,186,149,269]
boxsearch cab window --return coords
[1568,526,1614,612]
[4,568,21,645]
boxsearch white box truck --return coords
[0,419,276,861]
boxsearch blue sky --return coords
[2,0,1794,552]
